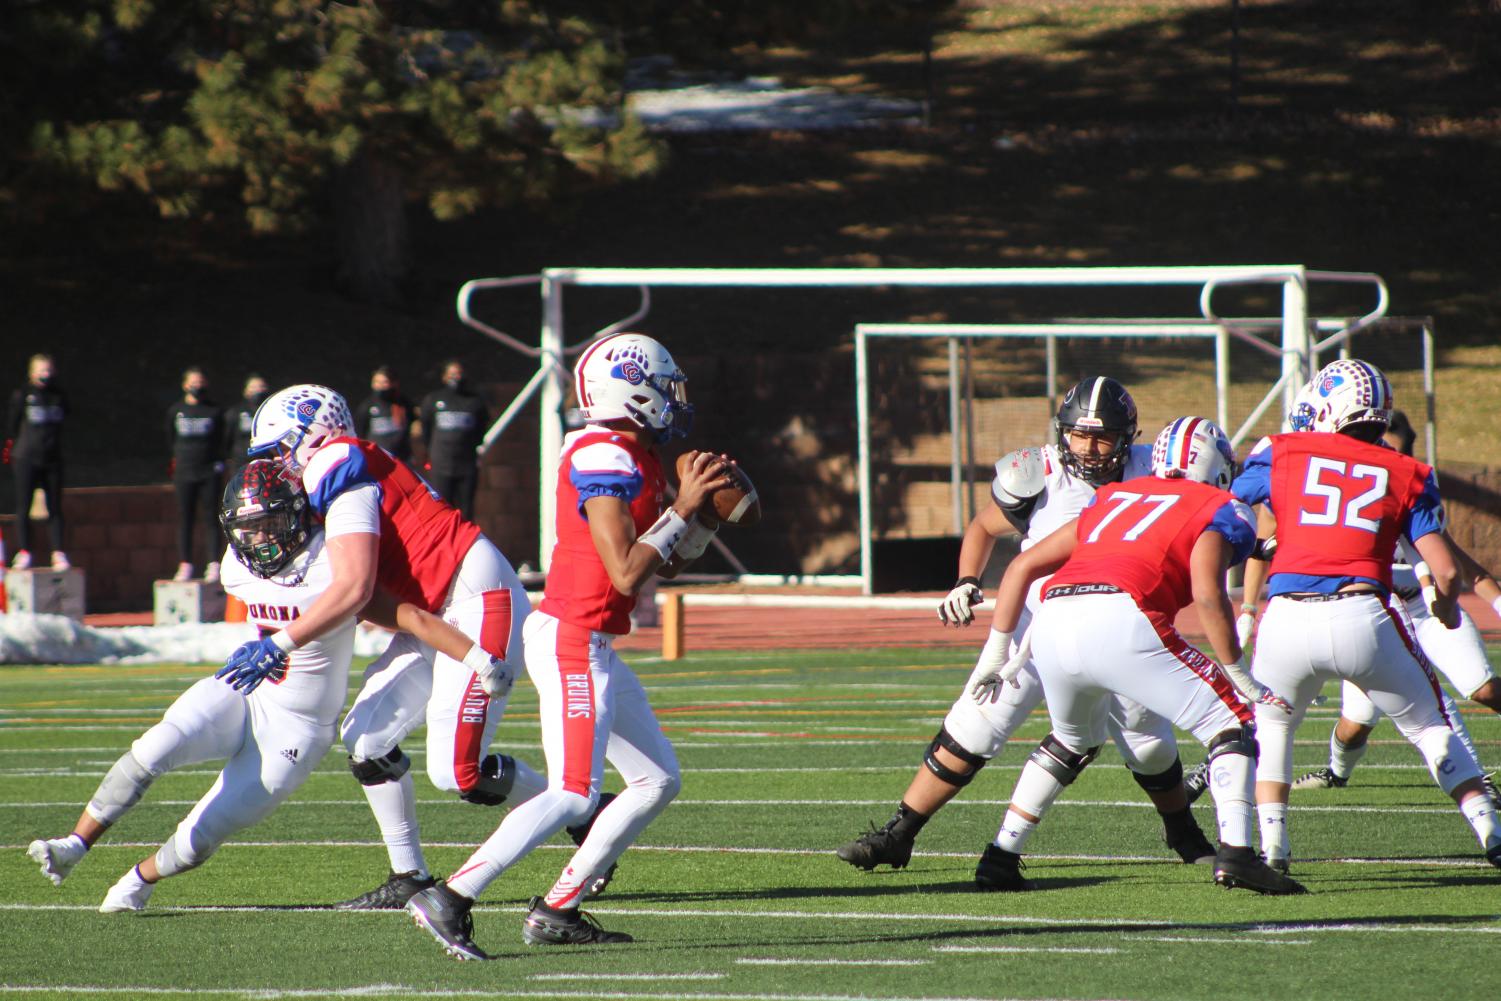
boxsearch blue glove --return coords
[215,636,289,694]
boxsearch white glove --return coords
[937,577,984,626]
[1222,653,1291,715]
[969,628,1033,703]
[464,644,513,699]
[995,628,1033,687]
[966,628,1011,701]
[1235,607,1257,648]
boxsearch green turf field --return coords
[4,647,1500,1001]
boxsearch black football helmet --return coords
[1053,376,1139,485]
[220,459,311,579]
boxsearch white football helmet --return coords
[1151,416,1236,489]
[574,332,693,442]
[1309,359,1393,437]
[1285,379,1320,432]
[248,384,354,475]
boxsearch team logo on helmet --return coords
[1318,373,1344,396]
[295,399,320,421]
[613,360,646,385]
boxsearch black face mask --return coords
[35,375,52,387]
[372,389,391,402]
[444,378,464,391]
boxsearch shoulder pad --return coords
[992,447,1046,508]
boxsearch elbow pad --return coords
[991,448,1046,509]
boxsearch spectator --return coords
[355,365,415,462]
[223,374,270,470]
[167,367,225,582]
[419,360,488,520]
[5,354,69,570]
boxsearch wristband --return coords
[674,518,718,561]
[1413,560,1432,582]
[1240,604,1258,615]
[954,575,982,590]
[637,508,689,562]
[270,630,299,654]
[462,644,493,673]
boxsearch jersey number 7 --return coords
[1086,491,1181,543]
[1298,457,1388,533]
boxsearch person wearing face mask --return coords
[223,374,270,471]
[418,360,488,520]
[167,367,226,582]
[355,366,415,463]
[5,354,70,570]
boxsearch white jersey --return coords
[219,533,354,727]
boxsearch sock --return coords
[1160,805,1198,838]
[1329,731,1367,780]
[1257,802,1290,862]
[1460,792,1500,849]
[889,801,929,841]
[66,833,90,853]
[543,866,591,911]
[1207,753,1255,847]
[362,773,427,878]
[124,864,151,888]
[994,809,1038,854]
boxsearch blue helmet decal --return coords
[1318,372,1344,397]
[612,360,646,385]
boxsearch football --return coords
[676,451,761,526]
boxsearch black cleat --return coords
[1485,844,1501,871]
[974,844,1032,891]
[1213,845,1307,895]
[1292,766,1348,791]
[407,884,489,961]
[835,819,914,871]
[1165,820,1217,865]
[334,869,436,910]
[521,896,633,945]
[1182,761,1210,805]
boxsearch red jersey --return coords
[1045,476,1256,628]
[1232,432,1444,591]
[540,429,667,635]
[303,437,481,612]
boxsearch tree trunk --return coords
[334,150,409,305]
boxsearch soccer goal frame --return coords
[456,265,1391,581]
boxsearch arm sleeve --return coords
[1206,498,1258,566]
[1230,437,1273,506]
[1400,470,1445,541]
[569,441,643,515]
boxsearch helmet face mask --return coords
[1309,359,1393,438]
[1152,416,1235,489]
[574,332,694,443]
[249,385,354,475]
[1054,376,1138,485]
[220,460,311,579]
[1287,380,1319,432]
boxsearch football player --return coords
[964,417,1302,894]
[1231,359,1500,872]
[25,462,509,911]
[837,377,1218,882]
[230,385,545,911]
[405,332,729,959]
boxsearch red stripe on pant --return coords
[479,588,513,659]
[556,622,597,797]
[451,672,491,794]
[1152,615,1254,725]
[1381,602,1453,727]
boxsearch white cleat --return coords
[99,870,154,913]
[28,836,87,887]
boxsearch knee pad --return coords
[1208,726,1259,763]
[1129,755,1184,794]
[459,754,517,806]
[86,752,156,826]
[1028,733,1099,787]
[923,726,988,788]
[349,746,410,787]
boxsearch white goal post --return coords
[456,265,1397,582]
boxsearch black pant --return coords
[431,468,478,522]
[13,461,64,553]
[175,474,223,565]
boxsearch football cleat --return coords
[1292,766,1348,791]
[1165,820,1217,865]
[1182,761,1211,805]
[974,845,1032,892]
[835,819,914,871]
[1213,845,1307,895]
[521,896,633,945]
[334,869,436,910]
[99,870,154,913]
[407,884,489,961]
[1485,844,1501,871]
[1483,773,1500,808]
[28,836,87,887]
[1263,853,1291,875]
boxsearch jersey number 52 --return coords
[1298,457,1388,533]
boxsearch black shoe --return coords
[1262,853,1291,875]
[1292,766,1348,791]
[521,896,633,945]
[1485,844,1501,871]
[1213,845,1307,895]
[581,863,618,901]
[334,869,436,910]
[406,884,489,961]
[974,844,1032,891]
[1165,819,1217,865]
[1182,761,1210,805]
[835,819,913,871]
